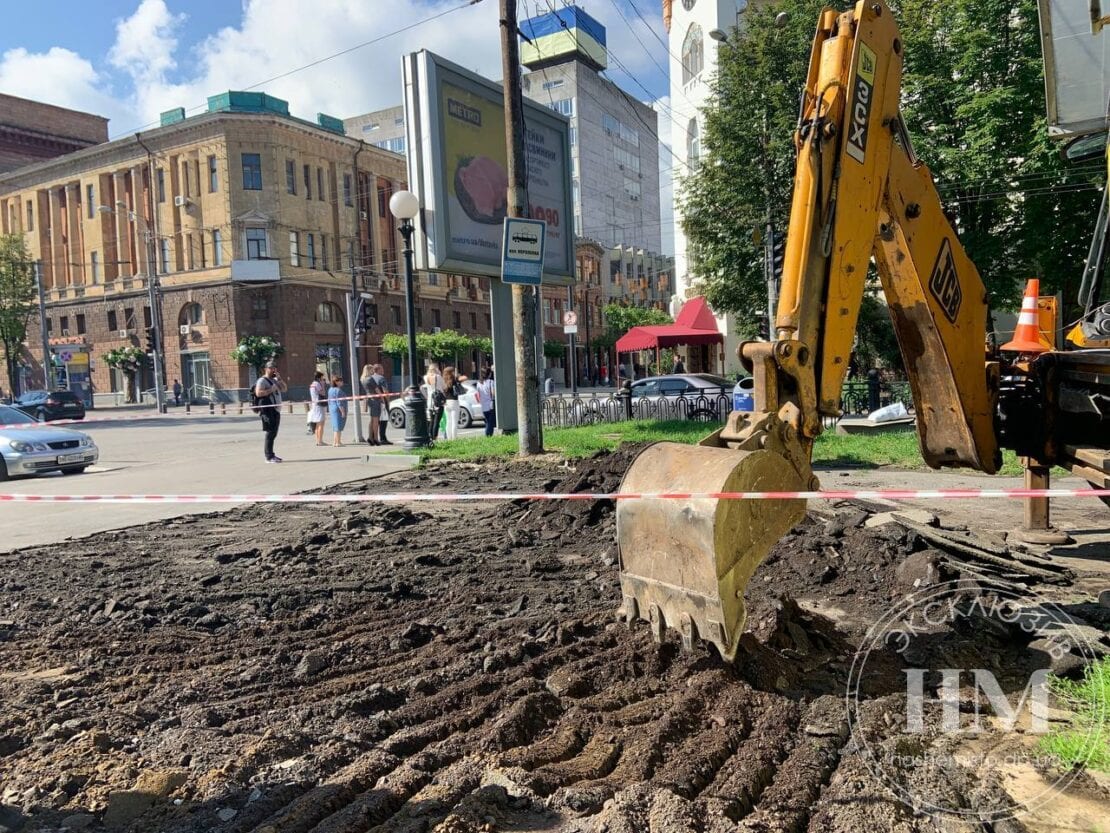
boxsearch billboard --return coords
[1038,0,1110,138]
[402,50,574,283]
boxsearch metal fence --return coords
[540,378,913,429]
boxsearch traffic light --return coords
[771,230,786,282]
[145,327,157,355]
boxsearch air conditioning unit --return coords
[117,329,129,339]
[360,210,368,220]
[179,324,191,335]
[174,195,190,208]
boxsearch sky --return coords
[0,0,677,251]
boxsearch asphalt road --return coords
[0,408,454,552]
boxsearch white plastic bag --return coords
[868,402,908,423]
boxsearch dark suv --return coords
[14,390,86,422]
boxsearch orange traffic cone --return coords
[1001,279,1051,354]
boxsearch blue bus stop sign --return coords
[501,218,547,286]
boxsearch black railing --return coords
[541,379,913,429]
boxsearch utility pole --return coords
[500,0,542,454]
[34,261,52,389]
[144,224,166,413]
[347,255,366,442]
[566,285,577,394]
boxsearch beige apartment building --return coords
[0,91,493,404]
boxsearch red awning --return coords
[615,296,723,353]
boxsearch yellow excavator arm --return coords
[616,0,1004,661]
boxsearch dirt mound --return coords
[0,448,1104,832]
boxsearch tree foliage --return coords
[682,0,1104,339]
[0,235,35,396]
[594,304,674,350]
[230,335,284,376]
[381,330,488,365]
[543,340,566,359]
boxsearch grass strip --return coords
[1039,657,1110,773]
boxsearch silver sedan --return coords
[0,404,99,480]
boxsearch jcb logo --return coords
[846,43,876,163]
[929,239,963,323]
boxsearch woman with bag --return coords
[327,376,347,447]
[424,362,445,440]
[308,371,326,446]
[442,366,464,441]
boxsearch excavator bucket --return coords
[616,442,809,662]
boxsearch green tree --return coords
[543,340,566,360]
[0,235,35,396]
[102,345,146,404]
[230,335,285,377]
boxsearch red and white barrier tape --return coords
[1,488,1108,504]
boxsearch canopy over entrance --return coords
[615,296,723,353]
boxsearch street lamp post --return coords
[388,190,429,449]
[99,203,165,413]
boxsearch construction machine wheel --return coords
[616,441,810,662]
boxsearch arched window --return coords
[315,302,342,323]
[181,303,204,325]
[681,23,703,85]
[686,118,700,166]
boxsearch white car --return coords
[388,380,485,429]
[0,404,99,480]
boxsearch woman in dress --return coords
[308,371,326,446]
[327,376,347,447]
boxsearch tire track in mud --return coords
[0,454,1074,833]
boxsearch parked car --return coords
[628,374,734,421]
[388,379,485,429]
[13,389,86,422]
[0,404,98,480]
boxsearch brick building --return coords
[0,94,109,174]
[0,91,493,404]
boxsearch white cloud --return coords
[108,0,185,81]
[0,47,127,124]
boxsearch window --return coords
[289,231,300,267]
[603,114,640,147]
[614,146,640,174]
[160,239,170,272]
[394,116,404,126]
[90,252,99,284]
[60,315,69,334]
[624,178,642,199]
[317,167,324,202]
[362,123,380,132]
[549,97,575,117]
[485,313,491,329]
[26,201,33,231]
[574,212,582,235]
[542,78,564,90]
[415,308,423,327]
[391,305,402,325]
[315,302,340,323]
[213,229,223,266]
[252,296,269,319]
[572,179,580,207]
[682,23,704,85]
[241,153,262,190]
[303,164,312,199]
[46,318,52,334]
[76,314,86,335]
[156,168,166,202]
[306,233,316,268]
[452,311,461,329]
[687,117,700,166]
[469,312,477,329]
[209,155,218,192]
[321,234,328,269]
[569,126,577,146]
[372,137,406,153]
[124,307,135,328]
[200,233,207,268]
[432,308,441,328]
[183,303,203,325]
[143,306,152,328]
[246,228,267,259]
[427,273,438,286]
[181,161,190,197]
[185,233,194,269]
[343,174,352,206]
[107,310,117,331]
[286,160,296,194]
[86,184,94,219]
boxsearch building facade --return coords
[0,94,109,174]
[0,92,492,403]
[342,105,407,155]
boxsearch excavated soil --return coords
[1,447,1107,833]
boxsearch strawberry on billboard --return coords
[401,50,574,282]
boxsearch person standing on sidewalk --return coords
[363,366,384,446]
[254,361,287,463]
[371,363,392,445]
[308,371,326,446]
[476,367,496,437]
[327,376,347,447]
[442,366,463,441]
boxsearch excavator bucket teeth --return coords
[616,442,809,662]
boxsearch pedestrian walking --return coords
[442,366,464,441]
[370,363,392,445]
[254,361,287,463]
[476,367,496,437]
[327,376,347,447]
[172,379,182,406]
[308,371,326,446]
[424,362,445,440]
